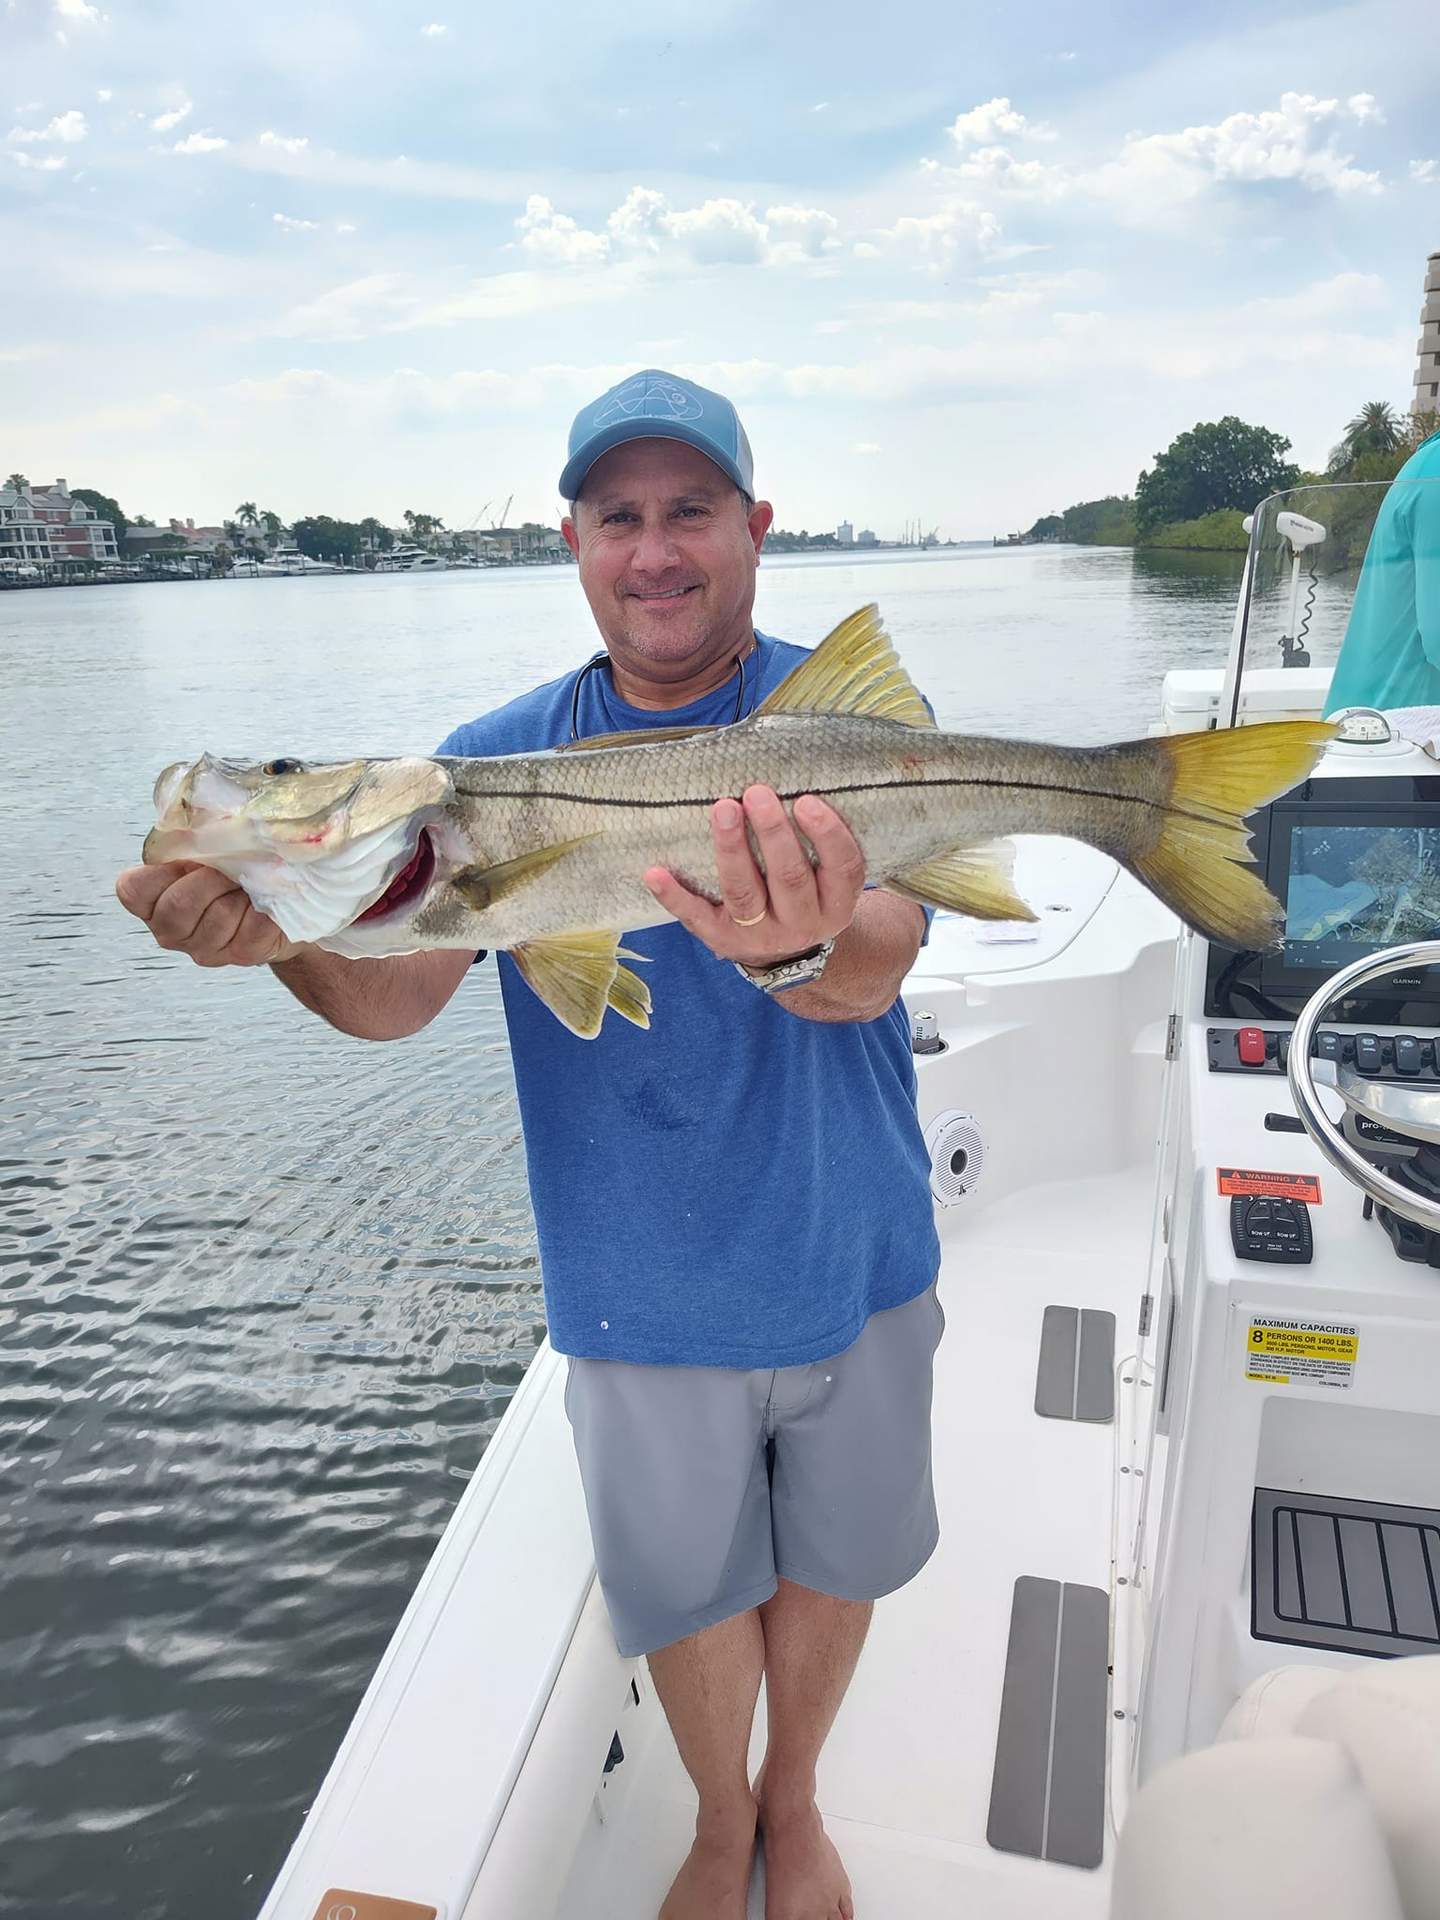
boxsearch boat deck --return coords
[562,1167,1146,1916]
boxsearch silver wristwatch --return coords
[735,937,836,994]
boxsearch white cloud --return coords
[273,212,319,231]
[948,98,1056,148]
[951,145,1070,199]
[857,200,1002,264]
[607,185,668,253]
[96,88,112,102]
[663,197,768,264]
[812,102,830,113]
[518,187,841,270]
[516,193,610,265]
[8,109,87,145]
[259,129,309,153]
[1412,159,1439,185]
[10,152,68,171]
[1057,50,1077,62]
[852,442,881,454]
[1089,92,1382,217]
[420,21,447,34]
[336,221,357,233]
[1347,93,1383,125]
[52,0,104,34]
[764,203,841,259]
[171,129,228,153]
[150,100,192,133]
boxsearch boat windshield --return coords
[1226,472,1440,726]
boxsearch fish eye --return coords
[263,757,305,777]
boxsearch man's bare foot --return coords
[659,1801,759,1920]
[759,1796,853,1920]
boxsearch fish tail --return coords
[1124,720,1333,947]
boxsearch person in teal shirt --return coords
[1325,428,1440,714]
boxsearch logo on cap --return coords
[594,373,704,426]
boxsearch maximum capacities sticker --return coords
[1246,1317,1359,1389]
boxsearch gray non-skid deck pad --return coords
[1253,1487,1440,1659]
[987,1576,1109,1869]
[1035,1306,1116,1422]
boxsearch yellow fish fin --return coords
[509,931,653,1039]
[756,603,934,729]
[451,835,596,911]
[884,840,1037,922]
[557,723,721,753]
[1129,720,1335,948]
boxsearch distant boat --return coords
[250,544,344,577]
[381,542,452,573]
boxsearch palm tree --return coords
[1330,401,1404,473]
[5,472,29,494]
[260,509,282,551]
[235,501,259,527]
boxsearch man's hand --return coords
[643,785,865,966]
[115,860,301,968]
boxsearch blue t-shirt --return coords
[436,631,941,1368]
[1325,433,1440,715]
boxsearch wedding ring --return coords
[729,907,768,927]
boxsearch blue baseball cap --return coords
[560,368,755,502]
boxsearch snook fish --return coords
[143,605,1333,1037]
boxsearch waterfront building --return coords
[1414,249,1440,416]
[836,519,854,545]
[125,517,230,560]
[857,528,878,548]
[0,476,119,570]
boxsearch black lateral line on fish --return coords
[453,776,1230,826]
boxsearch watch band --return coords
[735,937,836,994]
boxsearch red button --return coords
[1237,1026,1268,1066]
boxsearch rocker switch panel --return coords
[1230,1195,1314,1264]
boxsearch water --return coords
[0,544,1254,1917]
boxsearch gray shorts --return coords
[563,1284,944,1657]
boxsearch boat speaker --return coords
[924,1111,985,1208]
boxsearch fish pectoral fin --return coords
[556,723,721,752]
[884,841,1038,922]
[755,603,934,730]
[451,834,597,911]
[510,931,653,1038]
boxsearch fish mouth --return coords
[350,828,436,926]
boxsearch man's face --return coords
[563,438,772,683]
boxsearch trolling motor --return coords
[1275,510,1327,668]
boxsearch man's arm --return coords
[643,786,925,1024]
[115,860,472,1040]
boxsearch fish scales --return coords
[142,603,1335,1038]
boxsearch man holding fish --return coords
[117,369,1329,1920]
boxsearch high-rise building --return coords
[1413,249,1440,416]
[836,520,854,545]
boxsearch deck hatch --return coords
[987,1576,1109,1869]
[1035,1306,1115,1422]
[1252,1486,1440,1658]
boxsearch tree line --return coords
[1024,402,1439,551]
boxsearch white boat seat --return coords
[1110,1657,1440,1920]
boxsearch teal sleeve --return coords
[1416,482,1440,669]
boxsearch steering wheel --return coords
[1287,939,1440,1233]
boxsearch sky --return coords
[2,0,1437,540]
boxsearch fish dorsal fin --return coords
[557,723,720,753]
[756,604,934,729]
[884,840,1037,922]
[509,930,652,1038]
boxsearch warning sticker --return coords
[1218,1168,1323,1203]
[1246,1317,1358,1389]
